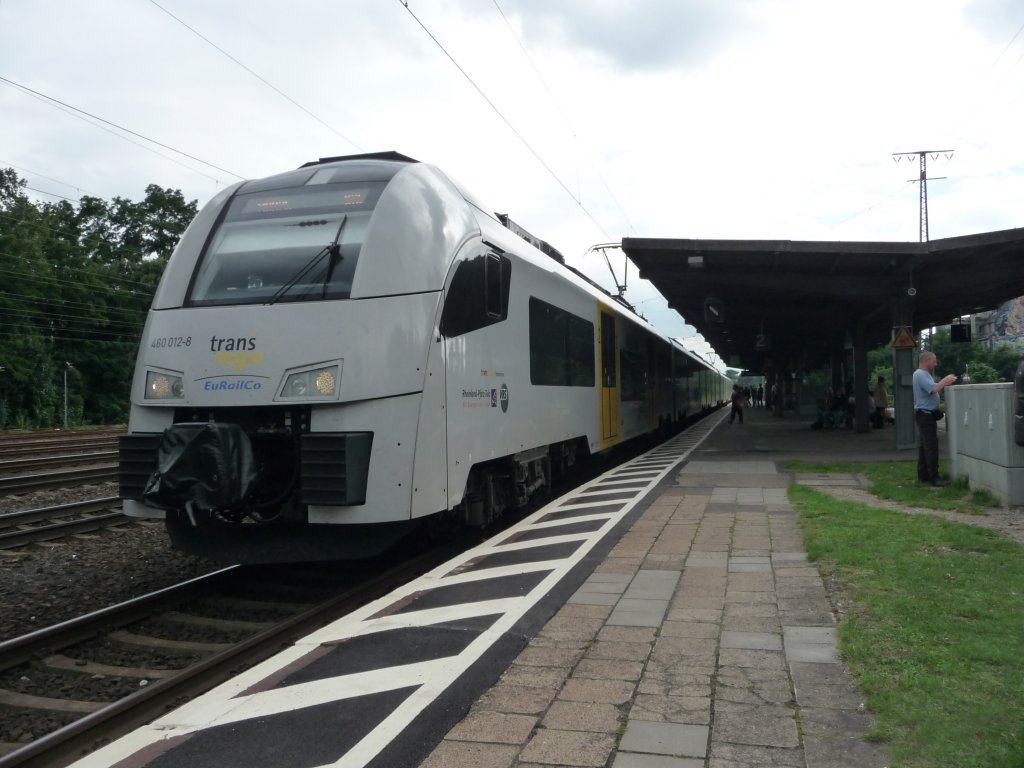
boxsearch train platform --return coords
[416,406,897,768]
[69,406,917,768]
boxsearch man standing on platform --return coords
[913,351,957,486]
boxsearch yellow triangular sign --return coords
[892,327,917,349]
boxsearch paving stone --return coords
[708,742,805,767]
[542,700,622,732]
[586,572,635,584]
[446,710,538,744]
[665,608,723,623]
[618,720,709,758]
[576,581,632,594]
[800,708,889,768]
[654,636,718,657]
[659,620,719,639]
[515,645,586,668]
[519,728,616,767]
[725,573,774,591]
[569,590,623,606]
[573,658,645,682]
[638,667,714,699]
[672,595,728,610]
[771,552,808,563]
[724,590,776,604]
[715,666,794,706]
[559,677,637,705]
[558,602,615,619]
[720,631,783,652]
[720,615,782,633]
[717,648,787,671]
[630,693,711,725]
[712,702,799,748]
[784,643,837,664]
[474,683,560,715]
[588,639,656,661]
[418,739,518,768]
[608,608,669,628]
[598,625,657,644]
[782,626,835,644]
[501,664,575,689]
[614,754,704,768]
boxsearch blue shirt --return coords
[913,368,940,410]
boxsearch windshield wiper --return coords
[265,215,347,306]
[320,215,347,299]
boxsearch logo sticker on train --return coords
[201,378,267,391]
[210,333,264,372]
[462,384,509,412]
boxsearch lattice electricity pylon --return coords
[892,150,953,242]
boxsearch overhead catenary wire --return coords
[0,75,244,181]
[22,186,80,204]
[147,0,363,154]
[4,83,225,186]
[398,0,612,242]
[490,0,636,236]
[0,160,100,198]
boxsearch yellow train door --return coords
[599,308,619,447]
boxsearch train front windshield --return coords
[187,180,386,306]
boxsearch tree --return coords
[0,169,197,427]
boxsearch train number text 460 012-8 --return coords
[150,336,192,349]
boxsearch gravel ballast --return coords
[0,482,223,644]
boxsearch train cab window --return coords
[187,181,386,306]
[529,298,595,387]
[440,252,511,337]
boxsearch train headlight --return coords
[278,364,340,400]
[315,369,336,395]
[145,370,185,400]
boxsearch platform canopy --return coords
[622,227,1024,371]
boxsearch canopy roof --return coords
[622,228,1024,370]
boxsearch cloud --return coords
[498,0,753,71]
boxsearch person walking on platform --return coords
[729,384,745,424]
[872,375,888,428]
[913,351,957,486]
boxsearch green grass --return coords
[789,485,1024,768]
[784,459,998,515]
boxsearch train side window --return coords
[485,253,503,319]
[440,252,511,337]
[529,297,595,387]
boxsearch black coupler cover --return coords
[143,422,257,511]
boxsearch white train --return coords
[119,152,729,561]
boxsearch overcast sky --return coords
[3,0,1023,366]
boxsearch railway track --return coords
[0,498,127,550]
[0,429,124,450]
[0,466,118,496]
[0,442,118,461]
[0,545,454,767]
[0,453,118,474]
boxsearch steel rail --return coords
[0,440,117,459]
[0,549,448,768]
[0,498,121,530]
[0,465,118,494]
[0,452,118,473]
[0,568,241,674]
[0,511,129,550]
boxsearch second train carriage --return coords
[118,152,729,562]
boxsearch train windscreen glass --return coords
[187,181,386,305]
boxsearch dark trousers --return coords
[915,410,939,482]
[730,403,743,423]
